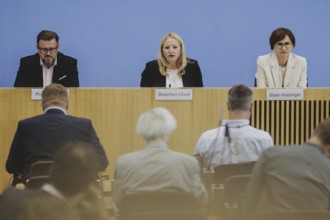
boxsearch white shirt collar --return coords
[44,106,67,115]
[221,119,250,127]
[42,183,67,203]
[40,57,57,87]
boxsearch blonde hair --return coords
[157,33,189,76]
[42,83,68,109]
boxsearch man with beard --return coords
[14,30,79,87]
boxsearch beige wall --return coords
[1,88,330,192]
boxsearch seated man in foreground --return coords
[240,118,330,220]
[113,107,208,210]
[42,142,110,220]
[0,142,109,220]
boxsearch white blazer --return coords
[255,52,307,88]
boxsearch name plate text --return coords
[155,88,193,100]
[31,88,70,100]
[31,88,43,100]
[266,88,304,100]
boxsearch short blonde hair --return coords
[157,33,188,76]
[42,83,68,109]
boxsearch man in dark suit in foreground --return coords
[14,30,79,87]
[6,83,108,184]
[1,143,109,220]
[43,142,110,220]
[0,187,79,220]
[240,118,330,220]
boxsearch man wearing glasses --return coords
[14,30,79,87]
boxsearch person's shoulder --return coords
[1,187,40,200]
[1,187,23,196]
[187,58,199,66]
[291,53,307,63]
[141,59,158,72]
[257,53,272,61]
[21,111,69,123]
[18,114,44,124]
[187,58,198,62]
[251,126,271,135]
[117,151,139,159]
[264,144,300,156]
[57,52,77,62]
[256,53,274,67]
[66,114,91,122]
[199,127,219,139]
[116,150,144,165]
[20,53,39,62]
[168,149,198,163]
[65,116,96,129]
[291,53,306,59]
[145,59,158,66]
[248,126,272,139]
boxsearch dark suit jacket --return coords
[140,59,203,87]
[0,188,38,220]
[0,187,79,220]
[6,109,108,179]
[14,52,79,87]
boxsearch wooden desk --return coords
[1,88,330,192]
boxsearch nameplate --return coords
[31,88,43,100]
[31,88,70,100]
[155,88,193,101]
[266,88,304,100]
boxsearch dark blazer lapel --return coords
[154,63,166,87]
[32,54,44,86]
[182,61,198,87]
[52,53,64,83]
[158,75,166,87]
[182,73,190,87]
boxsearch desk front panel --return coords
[1,88,329,192]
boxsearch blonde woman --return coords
[140,33,203,87]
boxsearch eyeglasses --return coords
[39,47,58,54]
[275,42,292,49]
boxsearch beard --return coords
[42,56,55,68]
